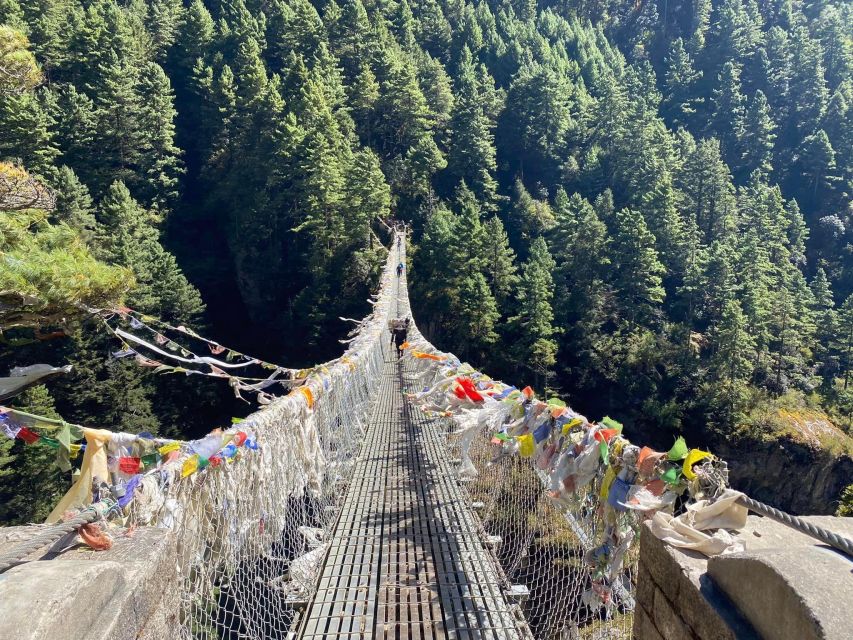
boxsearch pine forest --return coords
[0,0,851,523]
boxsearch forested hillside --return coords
[0,0,850,521]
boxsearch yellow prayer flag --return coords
[517,433,534,457]
[683,449,713,480]
[182,454,200,477]
[158,442,181,456]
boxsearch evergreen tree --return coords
[138,61,183,210]
[610,207,666,327]
[481,215,517,308]
[711,61,746,165]
[708,297,755,420]
[50,165,98,242]
[97,181,203,322]
[811,267,838,388]
[509,236,557,389]
[446,49,499,210]
[738,90,776,178]
[662,37,702,127]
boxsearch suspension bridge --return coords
[1,231,851,640]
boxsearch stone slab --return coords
[708,517,853,640]
[0,526,178,640]
[636,520,757,640]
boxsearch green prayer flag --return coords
[661,466,681,484]
[668,436,688,460]
[599,440,609,462]
[601,416,623,432]
[54,423,72,472]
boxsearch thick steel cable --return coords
[0,501,113,573]
[737,495,853,558]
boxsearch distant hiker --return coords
[397,235,402,248]
[396,262,404,277]
[392,318,409,358]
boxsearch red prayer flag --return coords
[118,457,142,474]
[17,427,39,444]
[454,377,485,403]
[593,429,619,444]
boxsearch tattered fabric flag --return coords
[533,420,551,443]
[129,317,144,329]
[134,355,162,368]
[411,351,444,361]
[600,416,623,433]
[517,433,534,457]
[54,422,76,472]
[141,453,158,468]
[295,386,314,409]
[0,364,73,402]
[661,466,681,485]
[158,442,181,456]
[118,457,142,474]
[181,454,200,477]
[154,333,168,345]
[118,474,142,508]
[17,427,39,444]
[0,413,21,439]
[599,465,617,501]
[209,365,228,377]
[561,417,584,436]
[683,449,713,480]
[638,446,665,477]
[208,343,226,355]
[667,436,689,461]
[522,386,535,399]
[453,377,484,403]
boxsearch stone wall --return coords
[0,526,179,640]
[634,515,853,640]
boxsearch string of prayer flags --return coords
[404,331,729,606]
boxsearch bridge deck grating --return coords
[299,341,521,640]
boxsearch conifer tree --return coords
[711,61,746,164]
[811,268,838,387]
[662,37,702,127]
[708,297,756,420]
[738,90,776,178]
[509,236,557,389]
[97,180,203,322]
[611,207,665,327]
[481,215,517,308]
[138,61,183,210]
[50,165,98,242]
[446,49,499,210]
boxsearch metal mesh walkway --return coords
[299,343,523,639]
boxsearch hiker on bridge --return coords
[396,262,404,277]
[391,317,409,358]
